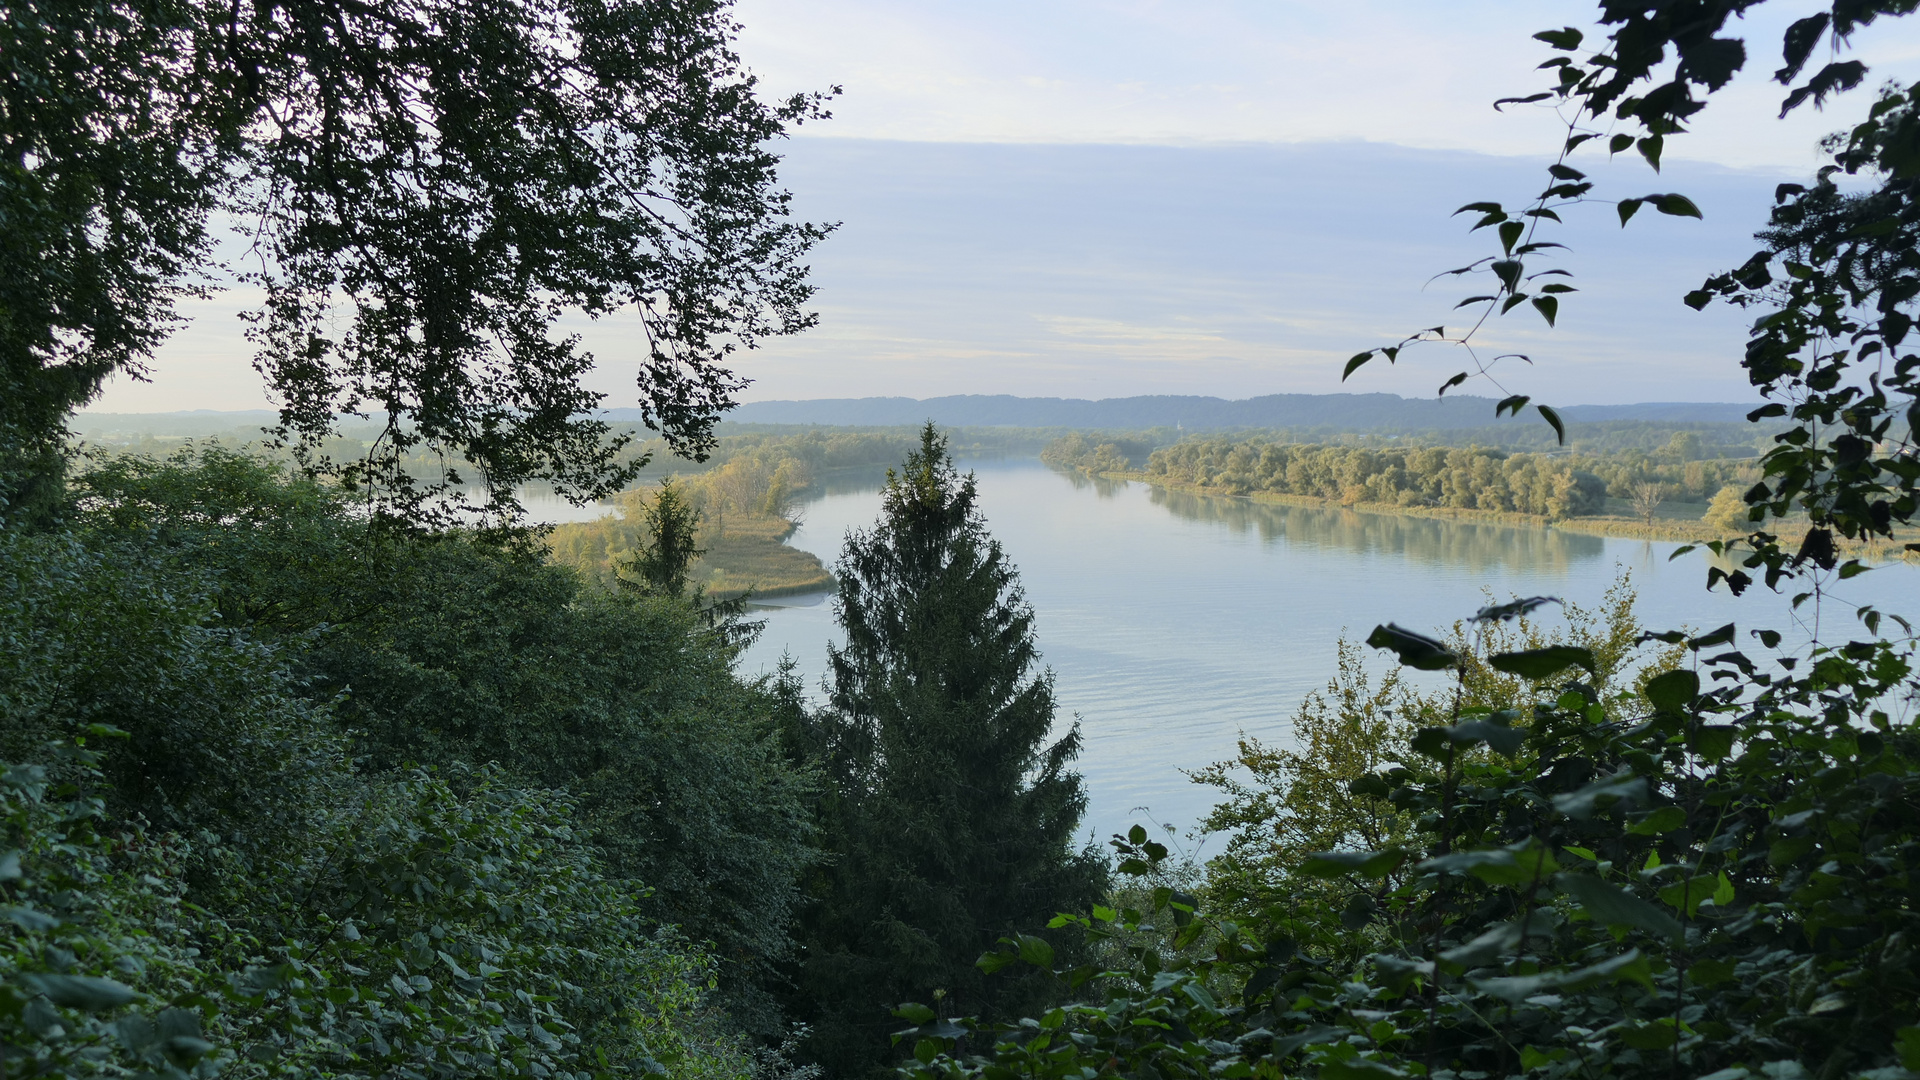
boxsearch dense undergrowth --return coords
[0,448,818,1078]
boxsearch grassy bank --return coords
[546,486,835,601]
[693,512,835,599]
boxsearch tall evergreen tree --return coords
[792,424,1106,1078]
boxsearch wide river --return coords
[701,459,1920,853]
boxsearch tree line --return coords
[1047,432,1766,519]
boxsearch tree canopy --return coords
[788,426,1105,1078]
[2,0,833,518]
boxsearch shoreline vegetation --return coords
[543,429,1053,598]
[1043,433,1920,563]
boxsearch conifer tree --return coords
[793,424,1105,1078]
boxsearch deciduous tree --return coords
[3,0,833,519]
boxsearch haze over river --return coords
[725,459,1920,851]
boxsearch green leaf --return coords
[1652,193,1703,218]
[1015,934,1054,968]
[1495,394,1531,418]
[1689,958,1736,987]
[1553,771,1647,818]
[1658,877,1715,918]
[1638,135,1664,171]
[1473,595,1559,623]
[1299,848,1409,880]
[1895,1026,1920,1071]
[1488,645,1595,679]
[1625,806,1687,835]
[1768,835,1815,866]
[1533,27,1582,50]
[1344,352,1374,380]
[0,850,18,880]
[1438,372,1469,396]
[976,950,1016,975]
[1618,198,1643,226]
[1321,1059,1408,1080]
[1643,669,1699,713]
[1537,404,1566,444]
[1618,1019,1681,1050]
[1470,949,1648,1001]
[1365,623,1458,671]
[1440,912,1556,966]
[1689,623,1735,649]
[1426,843,1557,886]
[1689,725,1736,761]
[1445,720,1526,756]
[1531,295,1559,325]
[1712,870,1735,907]
[1,906,59,931]
[1556,873,1682,936]
[1609,133,1634,154]
[21,974,137,1012]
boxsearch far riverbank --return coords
[1082,468,1920,563]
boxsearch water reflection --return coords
[1053,468,1131,500]
[1144,487,1606,576]
[740,458,1920,842]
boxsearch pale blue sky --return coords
[91,2,1920,412]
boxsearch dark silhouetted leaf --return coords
[1299,848,1409,880]
[21,974,136,1011]
[1366,623,1458,670]
[1489,645,1595,679]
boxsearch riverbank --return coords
[1088,468,1920,562]
[695,514,836,599]
[544,494,836,599]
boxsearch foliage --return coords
[0,0,216,459]
[1194,579,1677,938]
[1704,485,1750,536]
[0,738,223,1080]
[0,739,757,1080]
[5,0,834,519]
[1,512,760,1078]
[0,505,347,865]
[216,766,753,1080]
[896,616,1920,1080]
[1138,441,1610,518]
[62,446,821,1029]
[1688,79,1920,594]
[625,478,706,598]
[890,13,1920,1080]
[1189,638,1422,932]
[547,447,833,598]
[1039,434,1147,474]
[787,426,1106,1079]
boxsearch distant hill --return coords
[660,394,1758,431]
[76,395,1760,440]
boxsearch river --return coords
[628,459,1920,852]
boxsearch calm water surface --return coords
[716,460,1920,848]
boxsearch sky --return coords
[89,1,1920,413]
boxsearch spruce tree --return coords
[793,424,1106,1077]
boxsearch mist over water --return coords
[735,459,1920,849]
